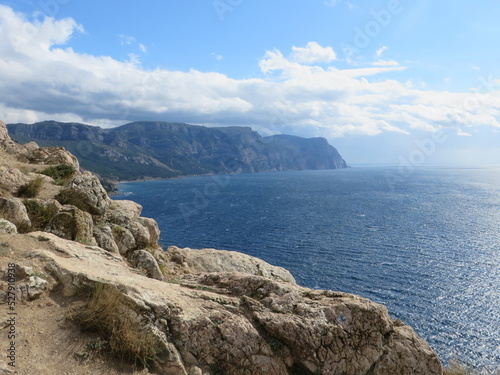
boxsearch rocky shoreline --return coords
[0,120,443,374]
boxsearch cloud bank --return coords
[1,5,500,141]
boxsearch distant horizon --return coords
[1,2,499,165]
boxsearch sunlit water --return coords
[115,166,500,370]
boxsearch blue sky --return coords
[0,0,499,164]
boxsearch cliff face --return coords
[7,121,347,181]
[0,120,442,375]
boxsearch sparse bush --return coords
[67,283,161,367]
[55,189,86,211]
[41,164,75,185]
[16,176,44,198]
[23,200,59,231]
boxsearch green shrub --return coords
[41,164,75,185]
[23,200,59,231]
[16,176,44,198]
[55,189,87,212]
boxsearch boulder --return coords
[123,220,150,249]
[165,246,296,283]
[25,146,80,170]
[0,197,31,232]
[15,275,48,301]
[56,172,110,215]
[111,225,136,256]
[137,217,160,246]
[129,249,164,280]
[0,166,29,193]
[108,200,143,220]
[93,225,120,253]
[0,219,17,234]
[45,205,97,246]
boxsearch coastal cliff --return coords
[7,121,347,182]
[0,120,442,374]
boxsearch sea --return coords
[114,165,500,371]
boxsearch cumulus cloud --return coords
[291,41,337,64]
[1,5,500,141]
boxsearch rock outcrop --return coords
[0,219,17,234]
[0,120,443,375]
[165,246,296,283]
[23,232,441,375]
[0,197,31,232]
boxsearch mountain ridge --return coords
[7,120,347,182]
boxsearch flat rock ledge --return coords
[29,232,442,375]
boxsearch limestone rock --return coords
[56,172,110,215]
[0,197,31,232]
[0,120,19,154]
[93,225,119,253]
[109,200,143,220]
[15,275,48,301]
[165,246,296,283]
[129,250,164,280]
[45,205,96,246]
[0,166,30,193]
[25,146,79,170]
[0,120,8,142]
[137,217,160,245]
[123,220,150,249]
[111,225,136,256]
[35,235,441,375]
[0,219,17,234]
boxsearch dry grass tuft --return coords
[67,283,161,367]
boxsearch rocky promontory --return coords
[0,120,443,374]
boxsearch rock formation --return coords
[7,120,348,181]
[0,119,443,375]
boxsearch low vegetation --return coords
[67,283,161,368]
[16,176,44,198]
[41,163,75,185]
[55,188,86,211]
[23,199,59,231]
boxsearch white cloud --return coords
[211,52,223,61]
[457,128,473,136]
[1,5,500,142]
[139,44,147,53]
[376,46,388,58]
[372,59,400,67]
[119,34,135,45]
[291,42,337,64]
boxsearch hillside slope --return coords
[7,121,347,181]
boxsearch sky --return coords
[0,0,500,164]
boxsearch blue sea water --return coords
[114,166,500,370]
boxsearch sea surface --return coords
[114,166,500,371]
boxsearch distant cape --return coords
[7,120,347,181]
